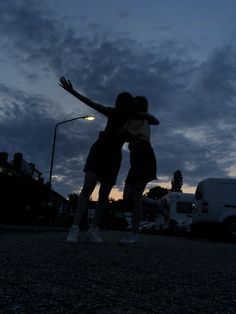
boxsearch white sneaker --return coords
[87,228,103,243]
[119,233,139,245]
[66,225,79,243]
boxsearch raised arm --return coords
[59,76,107,114]
[136,111,160,125]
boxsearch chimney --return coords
[0,152,8,164]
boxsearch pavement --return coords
[1,227,236,314]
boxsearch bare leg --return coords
[92,181,113,228]
[119,180,147,245]
[123,181,131,200]
[73,172,98,226]
[123,181,132,211]
[129,180,147,234]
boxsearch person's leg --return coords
[87,181,113,243]
[119,180,147,245]
[130,180,147,234]
[91,181,113,228]
[73,172,98,225]
[66,172,97,243]
[123,181,131,200]
[122,181,133,211]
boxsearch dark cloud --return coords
[0,82,100,196]
[0,0,236,197]
[117,10,132,19]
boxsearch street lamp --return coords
[48,115,95,187]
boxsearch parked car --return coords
[191,178,236,241]
[138,221,156,233]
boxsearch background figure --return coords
[142,196,169,221]
[119,96,159,245]
[59,77,133,243]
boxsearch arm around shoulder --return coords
[136,111,160,125]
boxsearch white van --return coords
[192,178,236,241]
[142,192,194,232]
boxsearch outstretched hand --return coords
[59,76,74,93]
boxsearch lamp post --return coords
[48,115,95,187]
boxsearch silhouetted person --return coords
[119,96,159,244]
[59,76,133,243]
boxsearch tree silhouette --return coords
[171,170,183,192]
[146,185,169,200]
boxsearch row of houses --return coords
[0,152,74,227]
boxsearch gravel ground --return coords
[0,227,236,313]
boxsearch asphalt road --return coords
[0,227,236,313]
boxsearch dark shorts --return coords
[84,136,123,185]
[125,141,157,184]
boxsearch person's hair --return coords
[134,96,148,112]
[115,92,133,109]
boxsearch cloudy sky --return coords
[0,0,236,200]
